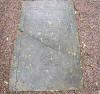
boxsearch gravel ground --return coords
[0,0,100,94]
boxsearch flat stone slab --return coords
[9,0,83,91]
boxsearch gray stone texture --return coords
[9,0,83,91]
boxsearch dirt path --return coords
[0,0,100,94]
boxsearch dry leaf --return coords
[48,21,52,25]
[75,11,78,14]
[4,81,8,84]
[6,37,8,41]
[83,44,86,48]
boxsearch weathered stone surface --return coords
[9,0,83,91]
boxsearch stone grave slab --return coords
[9,0,83,91]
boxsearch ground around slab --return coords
[0,0,100,94]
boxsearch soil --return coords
[0,0,100,94]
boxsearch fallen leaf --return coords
[83,43,86,48]
[90,64,94,67]
[75,11,78,14]
[4,81,8,85]
[48,21,52,25]
[6,37,9,41]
